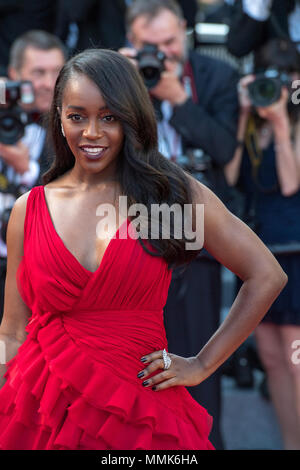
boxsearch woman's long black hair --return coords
[43,48,201,269]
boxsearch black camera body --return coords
[247,69,292,107]
[0,80,34,144]
[136,44,166,89]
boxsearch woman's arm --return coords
[224,109,249,186]
[0,191,32,389]
[191,179,287,381]
[224,75,254,186]
[226,0,268,58]
[137,178,287,391]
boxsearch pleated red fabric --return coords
[0,185,214,450]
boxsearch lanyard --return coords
[182,60,198,104]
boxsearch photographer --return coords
[0,30,66,321]
[225,39,300,450]
[226,0,300,57]
[121,0,239,449]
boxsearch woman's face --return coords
[60,73,124,178]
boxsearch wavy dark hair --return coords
[43,48,200,269]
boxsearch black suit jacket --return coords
[177,0,198,28]
[56,0,127,52]
[0,0,57,75]
[155,50,239,203]
[227,0,296,58]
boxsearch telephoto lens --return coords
[0,80,33,144]
[136,44,166,89]
[247,69,291,107]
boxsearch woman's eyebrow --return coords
[66,105,109,111]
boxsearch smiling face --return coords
[60,73,124,179]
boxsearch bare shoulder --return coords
[13,188,32,208]
[12,188,33,218]
[183,170,222,207]
[8,188,36,240]
[183,172,287,284]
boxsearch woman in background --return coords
[226,39,300,450]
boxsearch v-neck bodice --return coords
[41,185,129,275]
[17,185,173,314]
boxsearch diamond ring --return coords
[162,348,172,370]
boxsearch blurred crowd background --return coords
[0,0,299,450]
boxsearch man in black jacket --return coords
[227,0,300,58]
[121,0,239,449]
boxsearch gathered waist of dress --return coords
[62,307,165,330]
[64,306,163,317]
[60,307,169,375]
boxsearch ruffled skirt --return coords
[0,313,214,450]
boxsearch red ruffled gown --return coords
[0,185,214,450]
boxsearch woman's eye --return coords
[67,114,82,121]
[102,115,116,122]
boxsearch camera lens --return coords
[256,80,277,101]
[137,44,165,89]
[0,81,30,144]
[2,116,16,131]
[141,66,160,81]
[248,77,282,107]
[0,114,24,144]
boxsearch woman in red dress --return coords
[0,49,287,450]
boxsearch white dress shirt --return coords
[0,123,45,256]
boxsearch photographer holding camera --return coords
[225,38,300,449]
[120,0,239,449]
[0,30,66,322]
